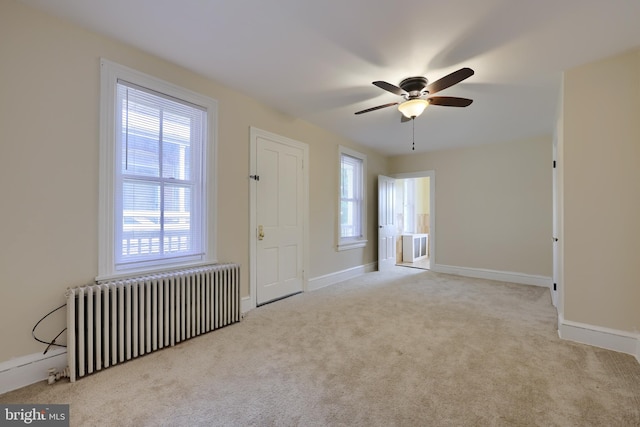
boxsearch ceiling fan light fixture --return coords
[398,99,429,118]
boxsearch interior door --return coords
[255,135,304,305]
[378,175,396,271]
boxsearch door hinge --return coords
[553,160,556,168]
[553,283,557,291]
[249,175,260,181]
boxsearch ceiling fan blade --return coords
[428,96,473,107]
[372,81,406,96]
[355,102,399,115]
[426,68,474,95]
[400,114,411,123]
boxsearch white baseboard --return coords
[241,262,378,315]
[558,315,640,363]
[0,348,67,395]
[240,296,253,315]
[551,290,558,307]
[308,262,377,292]
[432,264,552,288]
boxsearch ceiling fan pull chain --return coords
[412,118,415,151]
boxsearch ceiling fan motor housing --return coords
[399,76,428,97]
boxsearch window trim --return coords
[98,59,218,280]
[337,145,367,251]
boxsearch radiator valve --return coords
[47,367,71,385]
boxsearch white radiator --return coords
[66,263,240,382]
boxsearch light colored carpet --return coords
[2,267,639,426]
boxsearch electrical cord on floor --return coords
[32,303,67,354]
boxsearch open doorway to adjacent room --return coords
[395,176,431,270]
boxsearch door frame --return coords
[248,127,309,312]
[552,127,561,309]
[390,170,436,267]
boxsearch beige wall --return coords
[416,177,430,215]
[562,49,640,333]
[389,136,553,276]
[0,1,387,362]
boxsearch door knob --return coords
[258,225,265,240]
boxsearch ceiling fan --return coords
[355,67,474,121]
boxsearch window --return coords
[338,146,367,250]
[99,59,217,279]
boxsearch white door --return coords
[378,175,396,271]
[254,132,305,305]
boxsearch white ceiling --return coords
[20,0,640,155]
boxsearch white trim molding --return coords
[308,262,377,292]
[558,315,640,363]
[0,348,67,395]
[432,264,552,288]
[241,296,254,315]
[241,262,377,315]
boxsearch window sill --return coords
[337,239,368,251]
[96,259,215,283]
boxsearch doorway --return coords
[393,172,434,271]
